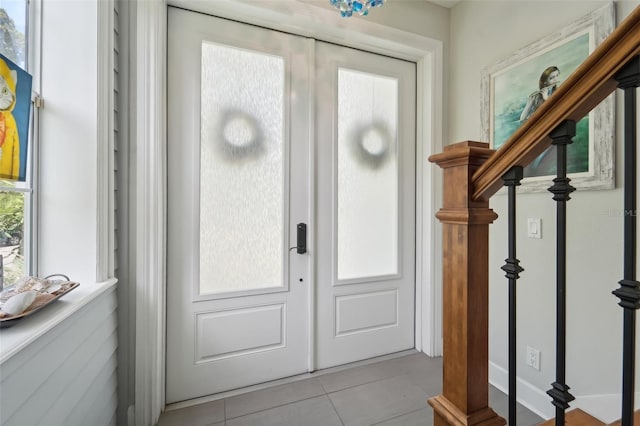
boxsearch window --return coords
[0,0,36,285]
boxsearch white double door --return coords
[166,7,416,404]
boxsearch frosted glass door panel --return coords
[315,41,415,369]
[200,42,285,295]
[337,69,398,281]
[168,9,311,401]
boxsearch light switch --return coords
[527,218,541,239]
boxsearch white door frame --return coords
[131,1,444,424]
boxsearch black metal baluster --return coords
[613,56,640,426]
[546,120,576,425]
[502,166,524,426]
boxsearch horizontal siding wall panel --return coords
[94,388,118,426]
[84,384,118,426]
[0,288,117,379]
[3,302,116,412]
[108,408,117,426]
[0,290,116,419]
[64,354,118,426]
[0,298,110,380]
[46,329,117,425]
[5,318,117,426]
[0,289,118,426]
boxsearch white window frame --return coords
[0,0,117,363]
[37,0,114,283]
[0,0,41,283]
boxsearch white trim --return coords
[490,360,640,423]
[169,0,443,60]
[28,0,42,92]
[27,0,42,278]
[306,37,317,372]
[97,0,115,281]
[489,360,554,420]
[133,1,167,425]
[415,38,444,357]
[26,99,39,277]
[117,3,135,426]
[136,0,443,420]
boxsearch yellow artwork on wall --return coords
[0,54,32,182]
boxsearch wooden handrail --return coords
[428,8,640,426]
[472,5,640,201]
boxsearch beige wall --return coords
[449,0,639,420]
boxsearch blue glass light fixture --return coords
[330,0,386,18]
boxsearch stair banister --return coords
[428,142,503,426]
[501,165,524,426]
[612,57,640,426]
[429,5,640,426]
[546,120,577,424]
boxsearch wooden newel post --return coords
[428,141,505,426]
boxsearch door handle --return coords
[296,223,307,254]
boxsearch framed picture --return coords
[480,3,615,193]
[0,53,32,182]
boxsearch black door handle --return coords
[296,223,307,254]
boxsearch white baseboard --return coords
[489,361,640,423]
[489,361,554,420]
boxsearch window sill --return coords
[0,277,118,365]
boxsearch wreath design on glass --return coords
[217,109,263,160]
[350,122,394,169]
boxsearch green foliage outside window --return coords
[0,190,24,284]
[0,191,23,239]
[0,7,26,66]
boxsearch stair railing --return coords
[428,6,640,426]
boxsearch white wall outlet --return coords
[527,218,542,239]
[526,346,541,371]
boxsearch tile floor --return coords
[157,351,544,426]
